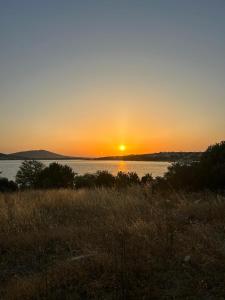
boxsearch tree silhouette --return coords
[36,163,76,189]
[16,160,45,188]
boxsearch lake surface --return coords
[0,160,170,181]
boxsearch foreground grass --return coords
[0,188,225,299]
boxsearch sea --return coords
[0,160,170,181]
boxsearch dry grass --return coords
[0,187,225,299]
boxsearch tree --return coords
[36,163,76,189]
[155,141,225,191]
[163,161,201,191]
[199,141,225,190]
[16,160,45,188]
[201,141,225,165]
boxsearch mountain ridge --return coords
[0,150,202,162]
[0,150,85,160]
[95,151,202,162]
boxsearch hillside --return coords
[0,150,202,161]
[96,151,202,162]
[0,153,20,160]
[8,150,84,160]
[0,150,84,160]
[0,153,8,159]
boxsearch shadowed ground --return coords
[0,188,225,299]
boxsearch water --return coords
[0,160,170,181]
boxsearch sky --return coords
[0,0,225,156]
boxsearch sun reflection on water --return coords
[116,160,128,173]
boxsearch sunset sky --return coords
[1,0,225,156]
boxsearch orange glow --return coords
[119,144,126,152]
[117,161,128,173]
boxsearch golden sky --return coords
[1,1,225,156]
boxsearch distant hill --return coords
[0,153,7,159]
[0,150,84,160]
[95,152,202,162]
[0,153,20,160]
[0,150,202,162]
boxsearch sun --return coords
[119,144,126,152]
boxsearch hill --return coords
[3,150,84,160]
[0,153,20,160]
[0,153,8,159]
[95,151,202,162]
[0,150,202,161]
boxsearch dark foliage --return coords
[95,170,115,188]
[74,171,141,189]
[162,161,201,191]
[141,173,153,185]
[15,160,45,188]
[155,141,225,191]
[115,171,140,188]
[0,177,18,192]
[74,173,97,189]
[36,163,76,189]
[199,141,225,190]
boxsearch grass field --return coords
[0,187,225,299]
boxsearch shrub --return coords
[163,161,202,191]
[157,141,225,192]
[141,173,153,185]
[74,173,97,189]
[198,141,225,190]
[36,163,76,189]
[0,177,18,192]
[115,171,140,188]
[95,171,115,188]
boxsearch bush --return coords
[95,171,115,188]
[115,171,140,188]
[157,141,225,192]
[0,177,18,192]
[163,161,202,191]
[74,173,97,189]
[36,163,76,189]
[141,173,153,185]
[75,171,141,190]
[199,141,225,190]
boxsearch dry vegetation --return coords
[0,187,225,299]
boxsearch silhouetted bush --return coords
[95,171,115,188]
[74,173,97,189]
[163,161,201,191]
[0,177,18,192]
[152,176,169,192]
[141,173,153,185]
[36,163,76,189]
[128,172,140,184]
[199,141,225,190]
[115,171,140,188]
[156,141,225,192]
[74,171,141,189]
[16,160,45,188]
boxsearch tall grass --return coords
[0,187,225,299]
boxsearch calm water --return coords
[0,160,170,181]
